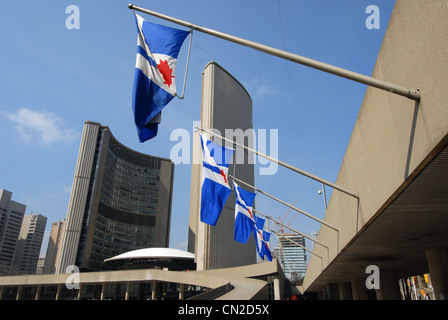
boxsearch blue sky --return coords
[0,0,395,258]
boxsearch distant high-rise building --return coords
[275,233,307,283]
[56,121,174,273]
[36,255,46,274]
[12,214,47,275]
[188,62,256,270]
[43,219,65,274]
[0,189,26,274]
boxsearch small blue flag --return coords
[253,216,272,261]
[200,133,235,226]
[233,181,257,243]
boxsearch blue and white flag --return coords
[132,14,189,142]
[200,133,235,226]
[233,181,256,243]
[253,216,272,261]
[260,230,272,261]
[253,215,265,252]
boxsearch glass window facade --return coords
[73,124,174,271]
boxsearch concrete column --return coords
[16,286,22,300]
[55,284,62,300]
[151,280,157,300]
[125,282,130,300]
[351,278,370,300]
[179,283,184,300]
[77,283,82,300]
[100,282,105,300]
[375,269,401,300]
[425,248,448,300]
[339,282,353,300]
[273,276,281,300]
[35,285,42,300]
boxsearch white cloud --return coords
[4,108,79,145]
[255,85,277,96]
[63,184,72,194]
[244,78,277,97]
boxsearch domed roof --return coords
[104,247,195,262]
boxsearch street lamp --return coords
[318,183,328,209]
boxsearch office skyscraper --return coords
[12,214,47,274]
[0,189,26,274]
[189,62,256,270]
[56,121,174,273]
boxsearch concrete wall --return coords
[303,0,448,292]
[56,122,99,274]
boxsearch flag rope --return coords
[176,30,193,100]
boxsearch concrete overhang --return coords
[306,138,448,292]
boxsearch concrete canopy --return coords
[306,141,448,292]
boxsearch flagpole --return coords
[196,126,359,200]
[230,175,338,233]
[252,208,328,250]
[128,4,421,102]
[268,227,323,261]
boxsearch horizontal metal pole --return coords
[197,126,359,199]
[268,228,323,260]
[128,4,421,101]
[230,175,338,232]
[253,208,328,249]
